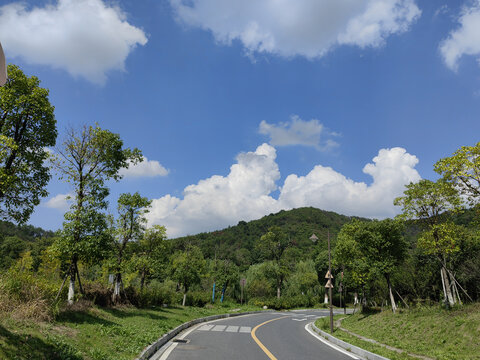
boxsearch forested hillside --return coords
[171,207,367,269]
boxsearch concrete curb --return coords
[311,322,390,360]
[135,310,273,360]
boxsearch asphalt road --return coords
[153,309,360,360]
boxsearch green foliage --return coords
[172,207,362,269]
[171,245,206,294]
[417,222,461,257]
[435,141,480,206]
[0,64,57,223]
[394,179,462,226]
[53,125,142,265]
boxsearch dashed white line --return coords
[226,326,239,332]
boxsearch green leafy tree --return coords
[255,226,293,298]
[52,125,142,304]
[0,64,57,223]
[131,225,168,290]
[434,142,480,207]
[394,179,463,306]
[334,220,373,309]
[171,245,205,306]
[111,192,151,303]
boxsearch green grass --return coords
[315,303,480,360]
[0,303,262,360]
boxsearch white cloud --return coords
[147,144,421,237]
[279,147,420,219]
[120,156,169,178]
[146,144,282,237]
[440,1,480,71]
[44,193,72,211]
[0,0,147,83]
[170,0,421,59]
[259,115,339,150]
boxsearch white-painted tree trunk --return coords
[68,277,75,305]
[442,267,455,306]
[354,292,358,305]
[182,293,187,306]
[389,283,397,314]
[324,293,329,304]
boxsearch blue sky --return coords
[1,0,480,237]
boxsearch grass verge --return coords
[0,303,262,360]
[315,303,480,360]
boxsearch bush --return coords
[0,268,59,321]
[185,290,211,307]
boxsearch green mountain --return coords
[171,207,367,268]
[0,221,56,270]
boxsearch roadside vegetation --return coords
[1,65,480,359]
[316,303,480,360]
[0,303,261,360]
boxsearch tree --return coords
[394,179,463,306]
[52,125,142,304]
[111,192,151,303]
[334,220,370,308]
[0,64,57,223]
[132,225,168,290]
[358,219,407,313]
[171,245,205,306]
[334,219,407,312]
[434,142,480,207]
[255,226,293,298]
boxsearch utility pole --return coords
[327,230,334,333]
[0,41,6,86]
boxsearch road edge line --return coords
[308,322,390,360]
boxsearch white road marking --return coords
[239,326,251,333]
[212,325,227,331]
[292,318,308,321]
[156,323,202,360]
[226,326,239,332]
[198,324,214,331]
[305,323,359,360]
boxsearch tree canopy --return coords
[0,64,57,223]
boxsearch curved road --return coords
[153,310,360,360]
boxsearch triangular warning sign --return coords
[325,279,334,288]
[325,270,333,279]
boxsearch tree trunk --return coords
[182,292,187,306]
[112,273,122,304]
[442,267,455,306]
[140,270,146,291]
[388,280,397,314]
[324,293,329,304]
[354,292,358,305]
[67,260,76,305]
[277,285,281,299]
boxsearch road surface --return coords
[153,309,360,360]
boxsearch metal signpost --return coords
[311,231,334,333]
[0,41,6,86]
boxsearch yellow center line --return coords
[251,316,289,360]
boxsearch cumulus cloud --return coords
[120,156,169,178]
[279,147,420,219]
[146,144,281,237]
[44,193,72,211]
[440,1,480,71]
[147,144,421,237]
[170,0,421,59]
[259,115,339,150]
[0,0,147,83]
